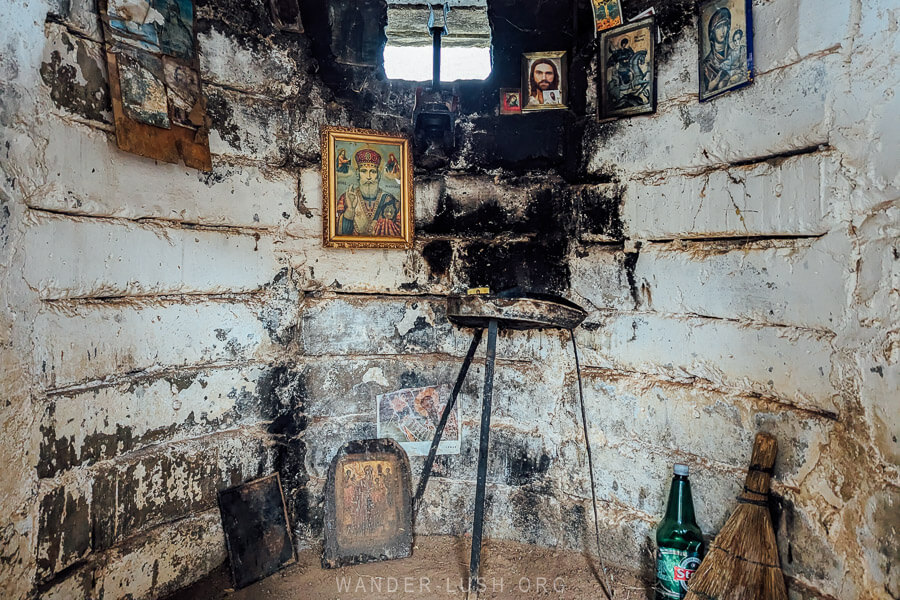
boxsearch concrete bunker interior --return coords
[0,0,897,598]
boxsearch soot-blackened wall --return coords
[0,0,897,598]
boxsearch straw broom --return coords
[685,432,788,600]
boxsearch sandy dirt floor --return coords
[166,535,652,600]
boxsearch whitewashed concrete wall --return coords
[290,1,899,598]
[0,0,897,599]
[1,0,303,597]
[576,0,899,597]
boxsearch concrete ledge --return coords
[578,313,838,414]
[95,510,227,600]
[206,87,292,165]
[579,372,833,487]
[23,214,280,299]
[632,233,851,331]
[39,510,227,600]
[36,428,272,581]
[21,117,296,228]
[623,150,845,239]
[38,365,272,477]
[198,24,306,98]
[34,298,284,388]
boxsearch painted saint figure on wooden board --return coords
[698,0,754,101]
[335,459,402,549]
[323,440,413,568]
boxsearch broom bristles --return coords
[710,504,780,565]
[684,433,788,600]
[685,548,787,600]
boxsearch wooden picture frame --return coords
[323,439,413,568]
[321,126,414,249]
[100,0,211,170]
[521,51,568,112]
[599,18,657,119]
[698,0,754,102]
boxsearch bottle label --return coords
[656,547,701,599]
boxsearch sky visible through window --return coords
[383,45,492,82]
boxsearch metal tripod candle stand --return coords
[411,294,612,599]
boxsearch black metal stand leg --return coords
[413,329,484,516]
[468,319,498,598]
[571,329,613,600]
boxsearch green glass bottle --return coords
[655,464,704,600]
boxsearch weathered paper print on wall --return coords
[117,50,170,128]
[163,57,201,128]
[377,385,459,456]
[591,0,623,34]
[155,0,195,59]
[698,0,754,101]
[101,0,211,170]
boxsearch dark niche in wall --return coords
[298,0,592,172]
[193,0,700,298]
[270,0,305,32]
[295,0,694,172]
[328,0,387,67]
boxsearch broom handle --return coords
[738,433,777,505]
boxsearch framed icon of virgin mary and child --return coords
[698,0,754,101]
[321,126,414,249]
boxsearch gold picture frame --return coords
[321,126,414,249]
[521,51,568,112]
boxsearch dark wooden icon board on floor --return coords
[323,439,413,568]
[217,473,296,589]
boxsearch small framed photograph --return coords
[590,0,623,35]
[522,51,567,112]
[599,18,657,119]
[499,88,522,115]
[321,126,414,249]
[698,0,754,102]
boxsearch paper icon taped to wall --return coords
[376,385,460,456]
